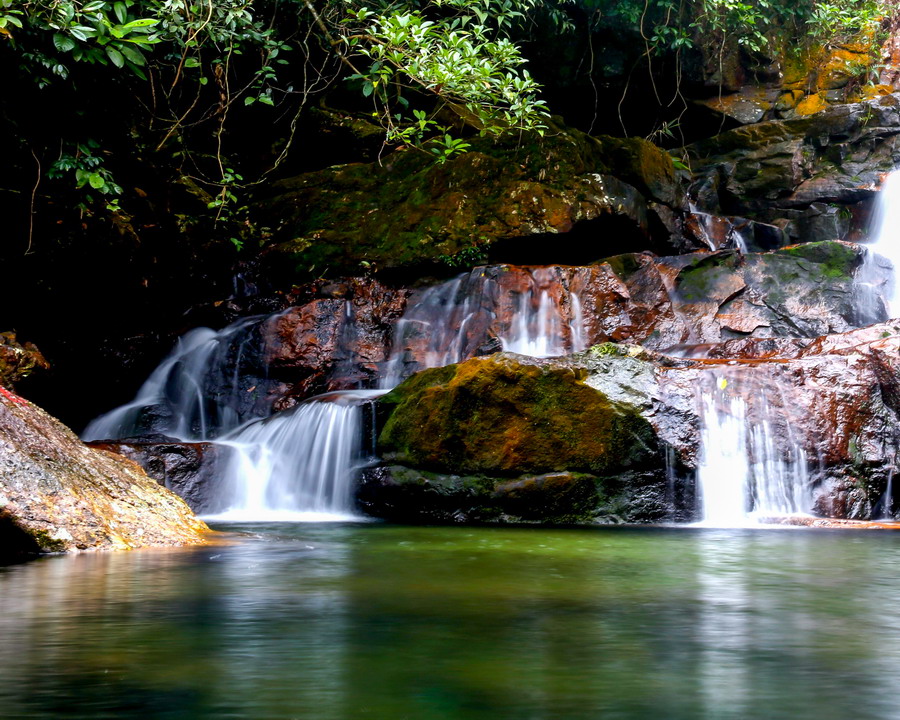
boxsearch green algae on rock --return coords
[256,123,684,277]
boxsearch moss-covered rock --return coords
[256,122,684,277]
[377,353,660,477]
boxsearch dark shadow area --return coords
[0,514,44,563]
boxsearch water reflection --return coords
[3,526,900,719]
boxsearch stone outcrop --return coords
[0,386,210,556]
[87,441,223,513]
[257,124,680,276]
[686,94,900,243]
[362,322,900,524]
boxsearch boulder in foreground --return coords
[0,386,210,557]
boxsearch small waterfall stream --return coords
[82,316,273,442]
[858,170,900,321]
[696,372,811,526]
[209,391,384,521]
[380,266,586,388]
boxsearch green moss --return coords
[600,253,644,281]
[377,355,659,477]
[676,252,741,302]
[28,528,67,553]
[590,342,624,358]
[775,241,858,279]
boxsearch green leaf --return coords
[258,95,274,106]
[105,47,125,68]
[88,173,105,189]
[184,57,201,68]
[122,18,160,29]
[118,44,145,66]
[244,96,256,105]
[53,33,76,52]
[113,1,127,24]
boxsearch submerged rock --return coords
[0,386,209,556]
[357,465,676,525]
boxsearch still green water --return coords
[2,523,900,719]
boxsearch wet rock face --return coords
[249,243,874,406]
[685,94,900,240]
[265,277,408,408]
[87,442,223,513]
[659,323,900,520]
[0,387,209,556]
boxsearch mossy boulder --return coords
[256,122,684,277]
[377,353,660,477]
[593,135,682,206]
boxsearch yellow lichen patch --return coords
[775,90,803,111]
[817,47,872,91]
[795,93,829,116]
[861,84,895,100]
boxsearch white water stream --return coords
[858,170,900,320]
[696,373,811,526]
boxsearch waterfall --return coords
[696,372,811,526]
[858,170,900,321]
[85,266,588,520]
[82,316,272,442]
[207,391,383,521]
[381,266,586,387]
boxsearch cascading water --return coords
[84,265,588,520]
[696,372,811,526]
[82,316,273,442]
[858,170,900,321]
[208,391,383,521]
[380,266,587,388]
